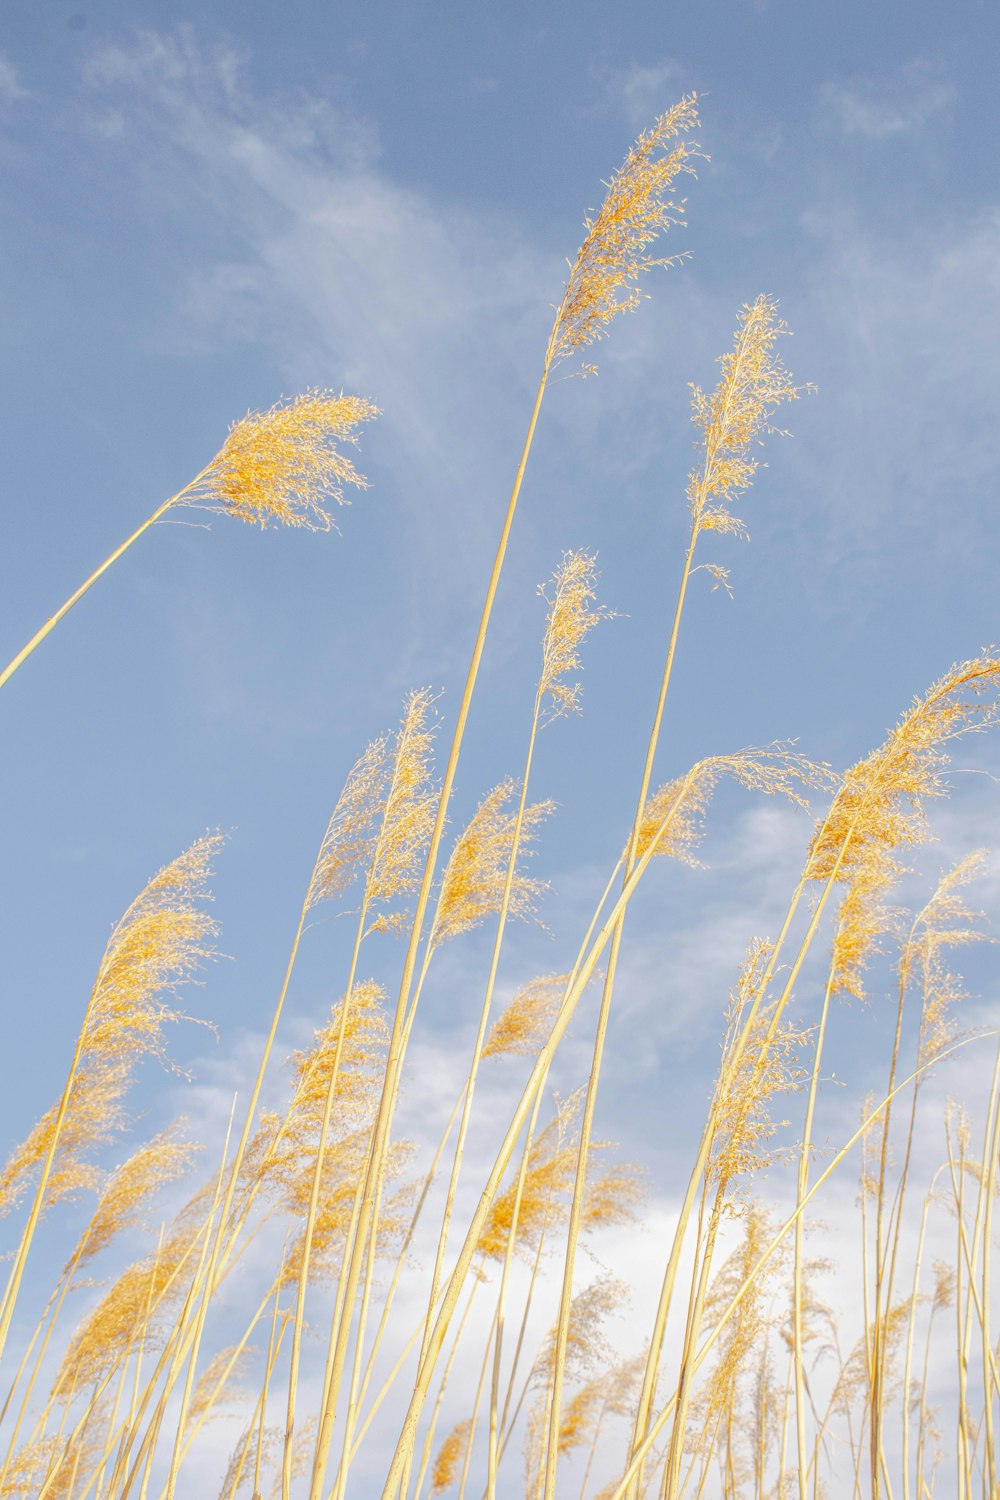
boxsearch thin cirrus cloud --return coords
[0,51,27,106]
[820,58,957,138]
[774,200,1000,609]
[80,29,559,601]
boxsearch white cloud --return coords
[0,52,27,106]
[781,202,1000,595]
[821,59,956,140]
[80,25,558,655]
[605,59,687,130]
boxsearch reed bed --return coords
[1,95,997,1500]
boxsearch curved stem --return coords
[309,353,554,1500]
[0,474,207,694]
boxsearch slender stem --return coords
[979,1038,1000,1498]
[0,475,207,694]
[457,1307,498,1500]
[608,1037,989,1500]
[544,523,698,1500]
[411,1279,481,1500]
[793,962,836,1499]
[379,782,785,1499]
[161,1104,238,1500]
[418,691,544,1373]
[281,896,370,1500]
[487,1088,546,1500]
[309,353,554,1500]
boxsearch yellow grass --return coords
[1,95,997,1500]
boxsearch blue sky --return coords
[1,1,999,1486]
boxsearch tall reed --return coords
[1,93,997,1500]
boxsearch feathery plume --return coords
[0,1059,127,1219]
[1,1424,105,1499]
[581,1160,647,1232]
[709,940,808,1192]
[932,1260,956,1310]
[532,1275,628,1389]
[636,746,825,866]
[0,837,221,1227]
[808,654,1000,887]
[604,1353,646,1420]
[537,551,614,719]
[907,852,990,1067]
[218,1425,269,1500]
[280,1132,413,1285]
[195,390,379,530]
[80,832,223,1067]
[477,1097,581,1262]
[430,1417,474,1495]
[53,1193,206,1394]
[68,1125,198,1271]
[829,848,902,1002]
[688,296,803,541]
[430,780,553,949]
[553,1379,604,1455]
[701,1206,778,1421]
[808,655,1000,989]
[553,97,700,362]
[482,973,568,1060]
[306,688,438,927]
[525,1278,627,1497]
[283,982,389,1146]
[190,1345,253,1424]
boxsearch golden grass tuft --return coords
[482,974,568,1060]
[197,390,379,529]
[430,780,553,949]
[554,96,701,362]
[538,551,614,720]
[3,97,998,1500]
[430,1416,473,1495]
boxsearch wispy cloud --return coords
[80,26,556,643]
[0,52,27,107]
[780,201,1000,602]
[821,59,956,139]
[603,59,687,130]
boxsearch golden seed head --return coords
[482,972,568,1060]
[700,1206,778,1422]
[54,1201,204,1394]
[581,1160,647,1231]
[905,852,989,1067]
[430,1418,474,1495]
[537,550,613,719]
[280,1134,413,1285]
[198,389,379,529]
[82,832,223,1070]
[808,653,1000,888]
[276,981,388,1173]
[829,849,902,1003]
[636,746,827,866]
[0,1058,127,1221]
[190,1345,252,1424]
[932,1260,956,1310]
[307,687,438,917]
[553,97,701,363]
[555,1381,604,1455]
[710,941,808,1190]
[430,780,553,949]
[687,295,803,537]
[532,1274,627,1389]
[477,1095,581,1261]
[70,1125,198,1272]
